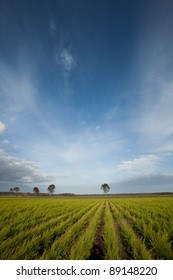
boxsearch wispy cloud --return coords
[0,121,5,134]
[132,79,173,158]
[116,155,160,176]
[138,82,173,139]
[132,18,173,156]
[0,62,37,122]
[49,18,57,33]
[56,48,76,72]
[104,106,121,121]
[0,139,17,153]
[54,47,76,99]
[119,5,173,159]
[2,139,10,145]
[25,122,123,189]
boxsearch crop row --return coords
[0,198,100,259]
[0,196,173,260]
[110,198,173,259]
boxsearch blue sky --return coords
[0,0,173,194]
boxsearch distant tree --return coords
[10,188,13,192]
[33,187,39,194]
[13,187,20,193]
[101,183,110,195]
[48,184,56,194]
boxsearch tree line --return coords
[9,184,56,195]
[9,183,110,195]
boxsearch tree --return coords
[101,183,110,195]
[9,188,13,192]
[33,187,39,194]
[13,187,20,193]
[48,184,56,194]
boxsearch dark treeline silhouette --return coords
[0,191,173,197]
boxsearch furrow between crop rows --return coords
[109,201,152,260]
[42,201,103,259]
[87,201,105,260]
[103,201,119,259]
[69,201,105,259]
[113,202,173,259]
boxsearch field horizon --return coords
[0,191,173,197]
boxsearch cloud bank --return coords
[111,173,173,194]
[0,150,54,191]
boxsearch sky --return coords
[0,0,173,194]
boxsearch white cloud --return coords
[116,155,160,176]
[2,139,9,144]
[0,121,5,134]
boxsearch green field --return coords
[0,196,173,260]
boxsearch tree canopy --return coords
[33,187,39,194]
[48,184,56,194]
[101,183,110,195]
[13,187,20,193]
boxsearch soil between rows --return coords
[88,201,132,260]
[108,202,130,259]
[88,202,105,259]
